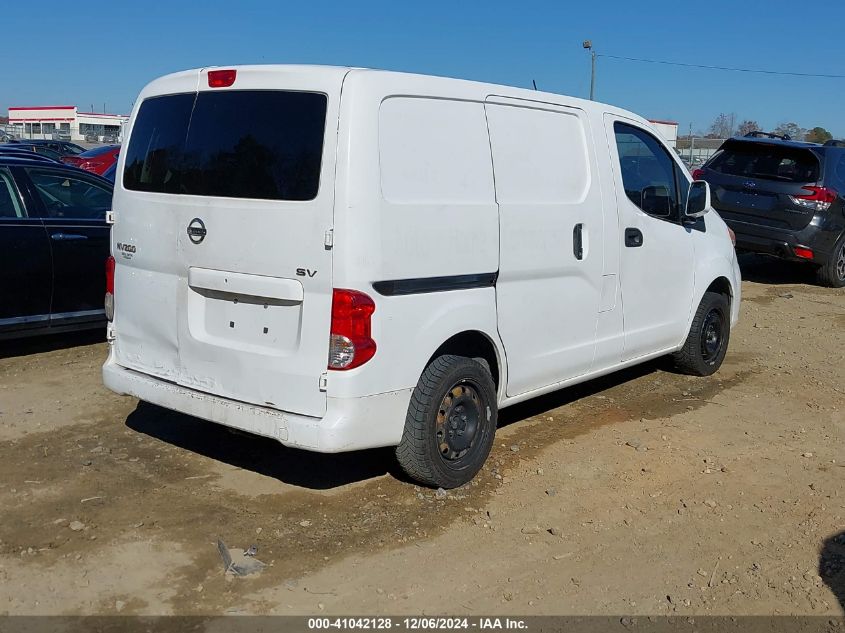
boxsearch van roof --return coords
[139,64,652,129]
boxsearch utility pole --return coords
[583,40,596,100]
[689,123,694,164]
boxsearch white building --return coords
[7,105,129,142]
[648,119,679,148]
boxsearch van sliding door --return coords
[485,98,606,396]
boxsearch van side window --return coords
[614,122,680,219]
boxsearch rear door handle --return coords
[624,228,643,248]
[573,223,584,260]
[51,232,88,241]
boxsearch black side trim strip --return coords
[372,272,498,296]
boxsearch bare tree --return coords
[707,113,736,139]
[737,120,760,137]
[773,122,806,141]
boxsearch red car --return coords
[62,144,120,175]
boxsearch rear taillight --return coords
[328,289,376,370]
[208,69,237,88]
[692,168,705,180]
[793,246,814,260]
[789,186,837,211]
[105,255,115,321]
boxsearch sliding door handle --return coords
[624,228,643,248]
[573,223,584,260]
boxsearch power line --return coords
[597,54,845,79]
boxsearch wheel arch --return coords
[681,247,741,349]
[690,249,738,314]
[705,275,733,304]
[424,330,504,392]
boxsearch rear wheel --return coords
[672,291,730,376]
[815,233,845,288]
[396,355,497,488]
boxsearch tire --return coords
[396,355,497,488]
[815,233,845,288]
[672,291,731,376]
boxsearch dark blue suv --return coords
[696,134,845,287]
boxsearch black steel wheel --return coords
[396,355,497,488]
[435,383,483,461]
[700,307,726,364]
[673,291,731,376]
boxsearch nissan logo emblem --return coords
[187,218,207,244]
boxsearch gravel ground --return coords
[0,254,842,616]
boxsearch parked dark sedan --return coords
[0,147,62,164]
[0,156,112,339]
[8,139,86,157]
[0,142,63,161]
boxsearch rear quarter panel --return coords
[328,71,505,399]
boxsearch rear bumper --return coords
[102,350,410,453]
[723,214,842,264]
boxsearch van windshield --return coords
[123,90,327,201]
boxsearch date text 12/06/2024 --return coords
[307,618,528,630]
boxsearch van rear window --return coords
[123,90,327,201]
[707,141,819,184]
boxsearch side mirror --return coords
[686,180,710,219]
[641,185,672,217]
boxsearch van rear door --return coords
[113,67,344,418]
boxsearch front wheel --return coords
[672,291,731,376]
[395,355,497,488]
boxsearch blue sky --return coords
[3,0,844,137]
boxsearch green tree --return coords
[804,127,833,143]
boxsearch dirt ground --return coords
[0,254,843,617]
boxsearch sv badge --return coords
[296,268,317,278]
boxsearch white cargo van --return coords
[103,65,741,488]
